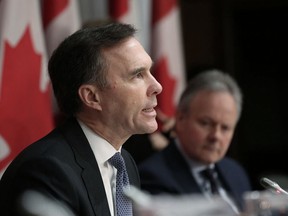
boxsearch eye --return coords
[135,71,144,78]
[199,119,210,127]
[221,125,231,132]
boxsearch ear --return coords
[78,84,102,111]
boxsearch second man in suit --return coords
[138,70,251,214]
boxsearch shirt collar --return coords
[175,138,215,172]
[77,119,120,165]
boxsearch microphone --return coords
[260,177,288,196]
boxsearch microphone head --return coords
[260,177,288,195]
[260,177,279,190]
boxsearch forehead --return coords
[191,90,234,103]
[189,90,238,116]
[103,37,151,63]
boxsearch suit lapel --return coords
[216,161,242,209]
[60,118,111,216]
[121,149,140,188]
[164,142,202,193]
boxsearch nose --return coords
[208,126,222,141]
[148,75,163,96]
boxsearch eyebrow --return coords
[131,61,154,76]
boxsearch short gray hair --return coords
[178,69,243,121]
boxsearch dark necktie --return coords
[200,168,240,214]
[109,152,133,216]
[200,167,221,195]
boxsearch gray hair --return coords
[178,69,243,121]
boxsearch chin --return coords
[136,120,158,134]
[199,156,218,165]
[145,124,158,134]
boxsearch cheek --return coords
[179,120,203,138]
[182,125,205,149]
[220,136,233,152]
[109,89,138,108]
[189,124,207,142]
[221,130,234,144]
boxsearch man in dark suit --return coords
[0,23,163,216]
[138,70,251,214]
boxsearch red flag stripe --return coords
[42,0,69,28]
[152,0,177,25]
[109,0,129,20]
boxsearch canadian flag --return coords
[152,0,186,118]
[109,0,151,53]
[43,0,81,57]
[0,0,54,177]
[42,0,81,123]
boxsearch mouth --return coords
[142,103,157,112]
[204,145,219,152]
[142,104,157,117]
[143,107,154,112]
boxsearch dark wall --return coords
[180,0,288,190]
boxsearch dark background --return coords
[179,0,288,190]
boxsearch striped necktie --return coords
[200,167,221,194]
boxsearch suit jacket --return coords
[0,117,140,216]
[138,140,251,211]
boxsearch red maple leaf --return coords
[154,56,177,117]
[0,26,54,170]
